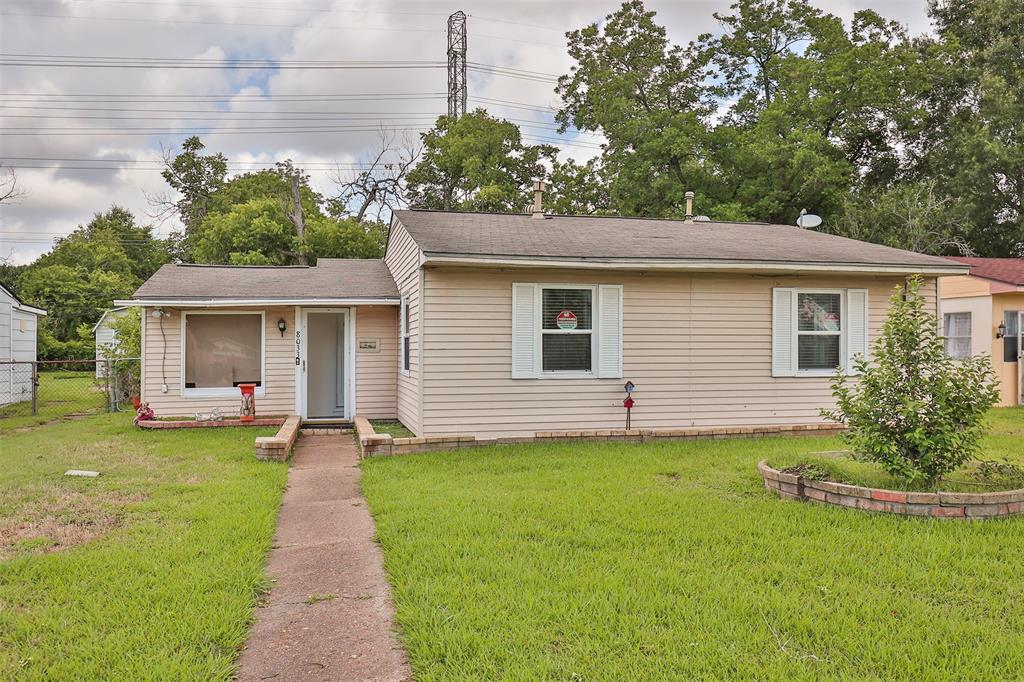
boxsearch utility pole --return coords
[447,11,467,119]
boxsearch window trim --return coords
[399,295,411,376]
[537,283,598,378]
[943,311,972,359]
[180,310,267,398]
[793,288,846,376]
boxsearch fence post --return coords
[31,361,39,416]
[105,360,112,412]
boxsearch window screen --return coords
[943,312,972,359]
[796,292,841,371]
[541,288,592,372]
[184,314,262,389]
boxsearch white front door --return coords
[302,309,350,420]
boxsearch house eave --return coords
[114,297,401,308]
[420,253,970,277]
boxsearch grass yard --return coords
[362,407,1024,681]
[370,419,416,439]
[0,371,108,432]
[0,414,286,680]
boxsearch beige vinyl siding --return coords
[384,220,423,434]
[142,306,296,417]
[354,305,399,418]
[420,268,933,438]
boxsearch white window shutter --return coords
[597,284,623,378]
[772,288,797,377]
[511,283,538,378]
[846,288,869,373]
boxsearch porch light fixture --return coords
[996,321,1006,339]
[277,318,287,337]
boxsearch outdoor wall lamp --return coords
[996,321,1006,339]
[277,318,287,337]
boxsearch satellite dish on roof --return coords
[694,215,711,222]
[796,209,822,229]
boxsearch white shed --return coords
[93,307,128,377]
[0,284,47,407]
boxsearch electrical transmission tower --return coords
[447,11,467,119]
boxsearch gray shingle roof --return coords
[393,210,963,271]
[131,259,399,300]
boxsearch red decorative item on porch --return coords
[239,383,256,422]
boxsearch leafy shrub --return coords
[822,276,1000,485]
[973,460,1024,488]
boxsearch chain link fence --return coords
[0,358,141,420]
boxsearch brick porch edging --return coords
[254,416,301,461]
[758,460,1024,519]
[354,416,845,458]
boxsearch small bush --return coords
[822,276,1000,485]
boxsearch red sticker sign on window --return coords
[556,309,578,330]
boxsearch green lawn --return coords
[0,414,286,680]
[370,419,416,439]
[362,407,1024,681]
[0,371,108,432]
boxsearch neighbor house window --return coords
[400,297,411,373]
[541,287,593,373]
[184,313,263,392]
[1004,311,1021,363]
[943,312,972,359]
[797,292,842,371]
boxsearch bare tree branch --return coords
[0,165,28,204]
[332,127,422,223]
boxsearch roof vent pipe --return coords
[684,191,695,223]
[532,180,547,219]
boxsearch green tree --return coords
[908,0,1024,255]
[406,110,555,212]
[158,136,227,259]
[193,198,297,265]
[823,277,1000,485]
[15,207,166,350]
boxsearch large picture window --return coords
[541,287,593,373]
[797,292,842,371]
[184,313,263,392]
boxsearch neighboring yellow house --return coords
[119,204,969,438]
[940,257,1024,407]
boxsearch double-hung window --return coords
[511,283,622,379]
[183,312,264,395]
[541,287,594,373]
[772,288,868,377]
[797,292,843,371]
[943,312,972,359]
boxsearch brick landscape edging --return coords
[353,416,845,458]
[137,417,286,429]
[758,460,1024,519]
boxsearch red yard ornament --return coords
[239,383,257,422]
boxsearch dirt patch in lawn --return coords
[0,489,146,560]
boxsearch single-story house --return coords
[117,205,967,438]
[93,307,129,377]
[1,284,47,407]
[939,257,1024,406]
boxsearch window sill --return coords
[182,387,267,398]
[538,371,595,379]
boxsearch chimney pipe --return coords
[532,180,547,219]
[684,191,694,223]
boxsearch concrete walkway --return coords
[237,434,411,682]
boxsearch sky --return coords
[0,0,934,265]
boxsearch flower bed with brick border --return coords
[137,417,287,429]
[758,460,1024,519]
